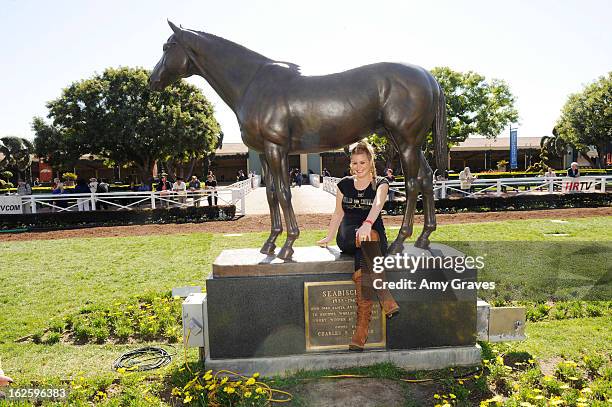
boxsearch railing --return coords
[6,177,262,217]
[322,176,612,199]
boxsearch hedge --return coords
[384,192,612,215]
[0,205,236,231]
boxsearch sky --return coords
[1,0,611,144]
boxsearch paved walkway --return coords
[245,185,335,215]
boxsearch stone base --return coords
[204,345,482,377]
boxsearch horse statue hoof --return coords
[277,246,294,260]
[387,241,404,255]
[260,243,276,255]
[414,238,431,250]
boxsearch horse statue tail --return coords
[432,85,448,176]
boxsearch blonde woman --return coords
[317,141,399,351]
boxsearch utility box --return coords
[182,293,207,348]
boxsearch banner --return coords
[510,129,518,169]
[562,177,598,193]
[0,196,23,214]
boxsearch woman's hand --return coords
[0,370,13,387]
[317,236,333,248]
[356,222,373,243]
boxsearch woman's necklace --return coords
[354,178,371,198]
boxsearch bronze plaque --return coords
[304,281,386,351]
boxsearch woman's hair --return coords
[350,140,377,189]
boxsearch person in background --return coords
[51,178,64,211]
[172,176,187,205]
[157,175,172,208]
[32,177,41,187]
[567,162,580,177]
[544,168,556,178]
[88,178,98,193]
[385,168,395,183]
[96,178,110,210]
[73,178,91,211]
[189,175,201,207]
[17,180,32,196]
[295,169,302,187]
[459,166,476,193]
[205,173,218,206]
[385,169,395,201]
[322,168,331,178]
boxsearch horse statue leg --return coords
[415,151,436,249]
[259,154,282,255]
[387,125,426,255]
[264,141,299,260]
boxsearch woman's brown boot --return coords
[358,231,400,319]
[349,269,374,351]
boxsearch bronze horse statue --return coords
[150,21,448,260]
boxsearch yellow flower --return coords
[576,403,588,407]
[223,386,235,394]
[171,387,182,396]
[244,391,252,398]
[205,369,213,375]
[496,356,504,365]
[580,387,592,393]
[520,403,533,407]
[117,367,127,374]
[183,394,193,403]
[576,398,587,402]
[255,387,265,394]
[550,400,564,406]
[458,380,464,385]
[434,394,440,399]
[253,373,260,378]
[560,384,570,389]
[246,377,256,386]
[204,373,213,381]
[221,377,229,385]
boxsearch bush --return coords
[0,205,236,231]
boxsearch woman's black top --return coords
[337,176,389,225]
[336,176,389,268]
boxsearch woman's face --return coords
[350,153,371,179]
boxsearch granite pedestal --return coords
[202,243,480,376]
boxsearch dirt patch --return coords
[2,207,610,242]
[285,378,407,407]
[538,356,563,376]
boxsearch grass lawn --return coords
[0,216,610,405]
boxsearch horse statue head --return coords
[150,21,196,90]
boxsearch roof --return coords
[451,137,544,151]
[216,143,248,155]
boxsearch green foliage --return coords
[0,136,33,173]
[367,67,518,167]
[431,67,518,145]
[40,293,183,345]
[555,72,612,168]
[33,67,221,181]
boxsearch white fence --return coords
[323,176,612,199]
[3,176,261,216]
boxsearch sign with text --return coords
[0,196,23,214]
[562,177,598,193]
[510,129,518,169]
[304,281,385,351]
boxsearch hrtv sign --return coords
[562,177,598,193]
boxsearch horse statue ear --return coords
[167,20,182,36]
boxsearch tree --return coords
[368,67,518,169]
[33,67,221,182]
[554,72,611,168]
[0,136,34,181]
